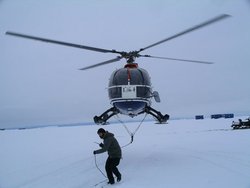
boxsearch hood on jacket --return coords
[104,131,114,139]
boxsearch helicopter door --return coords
[122,85,136,99]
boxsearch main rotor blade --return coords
[139,55,214,64]
[79,56,122,70]
[6,31,120,54]
[139,14,230,52]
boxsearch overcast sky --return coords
[1,0,250,128]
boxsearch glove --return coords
[93,150,97,155]
[99,143,104,148]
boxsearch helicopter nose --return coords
[113,101,147,116]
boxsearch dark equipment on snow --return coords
[211,113,234,119]
[231,118,250,130]
[195,115,204,120]
[5,14,230,124]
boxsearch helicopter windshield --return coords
[109,67,151,86]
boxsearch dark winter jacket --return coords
[95,132,122,159]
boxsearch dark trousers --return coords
[105,157,121,183]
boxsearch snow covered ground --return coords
[0,117,250,188]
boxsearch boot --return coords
[117,174,121,182]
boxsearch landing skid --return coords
[145,106,169,124]
[155,122,168,124]
[94,107,119,125]
[93,105,169,125]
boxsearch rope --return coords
[115,113,148,148]
[94,154,107,178]
[93,179,107,187]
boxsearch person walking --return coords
[93,128,122,184]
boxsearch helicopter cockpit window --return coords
[137,86,151,98]
[109,87,122,99]
[109,68,151,87]
[109,69,128,86]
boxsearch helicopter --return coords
[6,14,230,125]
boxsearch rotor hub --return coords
[124,63,138,69]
